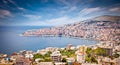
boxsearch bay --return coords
[0,26,98,54]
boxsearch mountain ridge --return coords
[91,15,120,22]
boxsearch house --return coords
[15,57,32,65]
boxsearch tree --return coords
[33,54,44,59]
[44,57,52,62]
[62,58,67,62]
[85,55,98,63]
[94,47,107,56]
[44,51,52,57]
[85,48,98,63]
[60,49,76,57]
[86,48,92,54]
[113,53,120,58]
[91,56,98,63]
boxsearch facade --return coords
[51,51,62,62]
[76,52,85,63]
[15,57,32,65]
[75,46,87,63]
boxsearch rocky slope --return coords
[23,15,120,43]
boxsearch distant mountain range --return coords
[23,15,120,43]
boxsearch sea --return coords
[0,26,98,54]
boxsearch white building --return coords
[51,51,62,62]
[54,62,66,65]
[76,52,85,63]
[25,54,33,59]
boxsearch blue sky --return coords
[0,0,120,26]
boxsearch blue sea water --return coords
[0,26,98,54]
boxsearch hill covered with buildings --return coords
[23,15,120,43]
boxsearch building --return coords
[66,44,73,50]
[37,49,47,55]
[54,62,66,65]
[15,57,32,65]
[76,52,85,63]
[66,58,75,65]
[37,62,53,65]
[25,54,33,59]
[51,51,62,62]
[105,48,113,56]
[75,46,88,63]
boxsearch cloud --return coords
[7,0,26,12]
[23,14,42,20]
[2,0,8,4]
[57,0,71,6]
[109,7,120,13]
[7,0,18,7]
[0,9,13,18]
[59,6,77,16]
[79,7,101,16]
[69,6,77,11]
[20,16,78,26]
[17,7,27,12]
[44,16,81,26]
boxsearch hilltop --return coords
[23,15,120,43]
[92,15,120,22]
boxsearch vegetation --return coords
[62,58,67,62]
[33,54,44,59]
[33,51,52,62]
[85,48,98,63]
[60,49,76,57]
[113,53,120,58]
[85,47,108,63]
[85,55,98,63]
[44,51,52,57]
[94,47,107,56]
[86,48,93,55]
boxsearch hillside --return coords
[23,15,120,43]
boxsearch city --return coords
[0,0,120,65]
[0,42,120,65]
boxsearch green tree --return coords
[113,53,120,58]
[94,47,107,56]
[33,54,44,59]
[62,58,67,62]
[85,48,98,63]
[86,48,93,54]
[85,55,98,63]
[60,49,76,57]
[44,57,52,62]
[44,51,52,57]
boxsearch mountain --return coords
[92,15,120,22]
[23,15,120,43]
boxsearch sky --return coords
[0,0,120,26]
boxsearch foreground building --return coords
[51,51,62,62]
[15,57,32,65]
[76,45,87,63]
